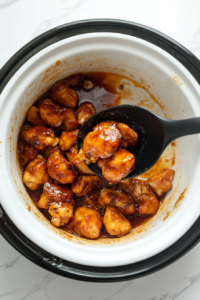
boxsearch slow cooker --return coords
[0,19,200,282]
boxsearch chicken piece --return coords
[18,138,40,168]
[51,80,78,108]
[83,194,102,212]
[59,74,81,88]
[27,106,45,126]
[47,150,77,184]
[82,121,122,163]
[98,149,135,182]
[21,126,59,150]
[23,155,50,190]
[59,129,79,151]
[38,98,66,127]
[38,98,78,130]
[130,179,159,215]
[103,206,131,237]
[148,168,175,197]
[42,146,59,159]
[73,148,90,164]
[58,109,79,131]
[48,202,74,227]
[37,182,74,209]
[68,206,102,239]
[77,102,95,125]
[82,80,94,90]
[67,147,93,175]
[98,188,135,215]
[117,123,138,148]
[117,179,132,193]
[71,175,100,197]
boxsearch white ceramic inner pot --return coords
[0,33,200,267]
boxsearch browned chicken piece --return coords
[58,109,79,131]
[51,80,78,108]
[47,150,77,184]
[18,138,40,168]
[38,98,66,127]
[71,175,100,197]
[27,106,45,126]
[48,202,74,227]
[42,146,59,159]
[130,179,159,215]
[73,148,90,164]
[82,80,94,90]
[68,206,102,239]
[103,206,131,237]
[98,149,135,182]
[37,182,74,209]
[98,188,136,215]
[83,194,102,212]
[67,147,94,175]
[82,121,122,163]
[148,168,175,197]
[23,155,50,190]
[38,98,78,130]
[21,126,59,150]
[61,74,81,88]
[59,129,79,151]
[117,123,138,148]
[77,102,95,125]
[117,179,132,193]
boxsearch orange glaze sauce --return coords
[18,72,175,238]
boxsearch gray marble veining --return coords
[0,0,19,9]
[32,0,89,38]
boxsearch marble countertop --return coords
[1,0,200,299]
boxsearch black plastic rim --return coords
[0,19,200,282]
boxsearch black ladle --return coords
[77,105,199,179]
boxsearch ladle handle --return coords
[162,117,200,146]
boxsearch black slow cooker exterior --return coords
[0,19,200,282]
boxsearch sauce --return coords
[18,72,173,239]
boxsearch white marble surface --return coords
[1,0,200,298]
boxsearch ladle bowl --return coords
[77,104,200,179]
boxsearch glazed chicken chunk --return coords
[68,206,102,239]
[60,74,81,88]
[48,202,74,227]
[47,150,77,184]
[23,155,50,190]
[51,80,78,108]
[38,99,65,127]
[21,126,59,150]
[38,98,78,130]
[27,106,45,126]
[148,168,175,197]
[103,206,131,237]
[117,179,132,193]
[82,121,122,163]
[98,188,136,215]
[117,123,138,148]
[77,102,95,125]
[58,108,79,131]
[83,194,102,212]
[98,149,135,182]
[18,139,40,168]
[37,182,74,209]
[59,129,79,151]
[130,179,159,215]
[67,147,93,175]
[82,80,94,90]
[71,175,100,197]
